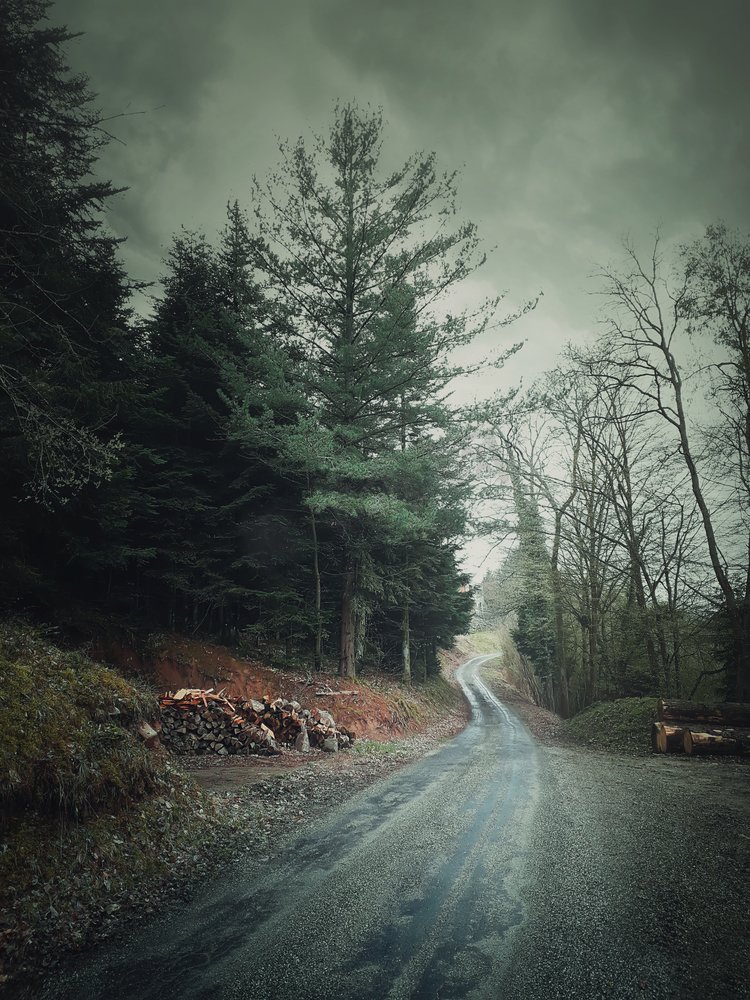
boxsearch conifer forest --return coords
[3,0,749,704]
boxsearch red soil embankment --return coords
[95,635,452,741]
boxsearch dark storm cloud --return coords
[52,0,750,358]
[308,0,750,260]
[55,0,238,276]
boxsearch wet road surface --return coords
[40,655,750,1000]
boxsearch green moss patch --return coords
[0,623,156,817]
[0,623,232,988]
[563,697,658,754]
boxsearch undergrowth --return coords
[0,622,156,817]
[563,697,658,754]
[0,622,224,988]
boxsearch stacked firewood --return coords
[158,688,355,756]
[652,700,750,757]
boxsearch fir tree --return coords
[251,104,523,675]
[0,0,144,614]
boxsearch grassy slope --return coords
[0,625,242,987]
[562,697,658,754]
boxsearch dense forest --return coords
[2,1,749,704]
[0,0,496,679]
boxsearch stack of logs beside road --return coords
[652,700,750,757]
[158,688,355,756]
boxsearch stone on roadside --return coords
[137,721,160,749]
[295,727,310,753]
[322,736,338,753]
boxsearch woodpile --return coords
[657,699,750,728]
[652,700,750,757]
[158,688,355,757]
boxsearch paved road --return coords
[41,655,750,1000]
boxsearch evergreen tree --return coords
[251,104,522,676]
[131,208,287,635]
[0,0,143,614]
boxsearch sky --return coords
[54,0,750,576]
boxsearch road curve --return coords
[41,655,541,1000]
[39,655,750,1000]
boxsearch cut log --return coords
[651,722,684,754]
[657,700,750,727]
[682,726,750,756]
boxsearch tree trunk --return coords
[631,558,663,691]
[339,563,356,678]
[729,603,750,701]
[427,638,439,676]
[652,721,750,754]
[671,619,683,697]
[416,643,428,682]
[683,726,750,756]
[402,601,411,684]
[550,512,570,717]
[310,505,322,672]
[665,352,749,699]
[658,700,750,726]
[651,722,684,754]
[355,605,367,663]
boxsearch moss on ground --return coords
[0,623,156,817]
[563,697,658,754]
[0,623,231,988]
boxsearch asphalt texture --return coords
[39,655,750,1000]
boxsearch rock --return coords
[137,721,160,749]
[250,699,265,714]
[319,710,336,729]
[322,736,339,753]
[294,727,310,753]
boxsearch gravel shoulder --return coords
[503,742,750,999]
[170,699,469,856]
[5,701,468,999]
[482,666,750,998]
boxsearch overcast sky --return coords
[54,0,750,575]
